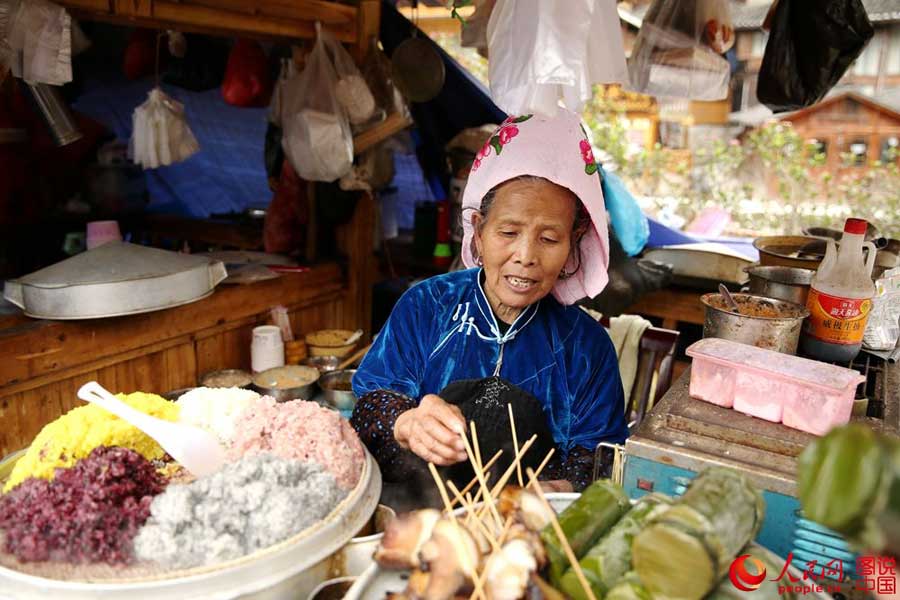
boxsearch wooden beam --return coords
[353,112,413,156]
[58,0,358,43]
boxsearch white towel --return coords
[608,314,652,406]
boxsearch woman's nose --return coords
[512,238,537,265]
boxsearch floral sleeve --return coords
[541,445,598,492]
[350,389,417,482]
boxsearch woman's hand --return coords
[394,394,467,466]
[540,480,574,493]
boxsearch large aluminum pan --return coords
[3,242,227,319]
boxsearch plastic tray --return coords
[686,338,865,435]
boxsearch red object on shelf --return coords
[123,29,158,81]
[221,39,271,108]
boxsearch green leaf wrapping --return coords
[559,493,671,600]
[798,424,900,555]
[707,544,796,600]
[632,467,765,600]
[540,480,630,586]
[605,572,653,600]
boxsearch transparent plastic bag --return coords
[281,26,353,183]
[129,88,200,169]
[319,28,376,126]
[486,0,626,116]
[627,0,732,100]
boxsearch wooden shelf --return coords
[353,112,414,156]
[57,0,375,45]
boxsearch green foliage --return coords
[584,109,900,237]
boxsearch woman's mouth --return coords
[504,275,537,291]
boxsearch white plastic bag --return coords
[486,0,627,116]
[6,0,72,85]
[267,57,294,127]
[319,28,376,126]
[281,26,353,182]
[129,88,200,169]
[627,0,732,100]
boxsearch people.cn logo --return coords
[730,554,768,591]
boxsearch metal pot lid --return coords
[4,242,227,320]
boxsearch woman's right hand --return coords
[394,394,467,465]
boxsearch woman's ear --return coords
[471,212,485,257]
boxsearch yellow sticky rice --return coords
[4,392,179,492]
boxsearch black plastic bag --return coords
[757,0,873,112]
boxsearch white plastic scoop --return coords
[77,381,226,478]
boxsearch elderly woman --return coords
[351,110,627,506]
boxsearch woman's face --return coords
[473,178,578,321]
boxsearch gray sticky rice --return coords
[134,454,346,568]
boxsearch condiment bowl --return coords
[302,355,342,373]
[252,365,320,402]
[319,369,357,412]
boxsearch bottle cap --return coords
[844,218,868,235]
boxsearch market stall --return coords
[1,0,897,598]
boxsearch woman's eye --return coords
[499,231,517,238]
[542,237,559,244]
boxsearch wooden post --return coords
[355,0,381,63]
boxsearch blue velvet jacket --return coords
[352,268,628,454]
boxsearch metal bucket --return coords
[701,293,810,355]
[744,266,815,306]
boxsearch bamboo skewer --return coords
[507,403,524,487]
[523,448,556,490]
[450,450,502,509]
[428,462,486,600]
[460,428,504,528]
[485,434,539,500]
[428,462,458,524]
[447,480,501,554]
[526,467,598,600]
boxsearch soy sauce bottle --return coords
[800,218,877,363]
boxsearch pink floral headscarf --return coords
[461,109,610,305]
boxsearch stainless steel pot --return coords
[744,266,815,306]
[319,369,357,412]
[252,365,320,402]
[701,292,810,355]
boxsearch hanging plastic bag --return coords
[319,28,376,126]
[486,0,627,117]
[600,166,649,257]
[221,39,271,108]
[6,0,72,85]
[627,0,732,100]
[129,88,200,169]
[757,0,873,112]
[281,24,353,183]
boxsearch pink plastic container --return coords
[687,338,865,435]
[86,220,122,249]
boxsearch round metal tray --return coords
[0,450,381,600]
[343,493,832,600]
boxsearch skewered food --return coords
[374,509,441,570]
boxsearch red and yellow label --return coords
[804,289,872,345]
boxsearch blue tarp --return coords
[73,68,270,218]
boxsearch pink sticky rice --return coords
[228,398,365,489]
